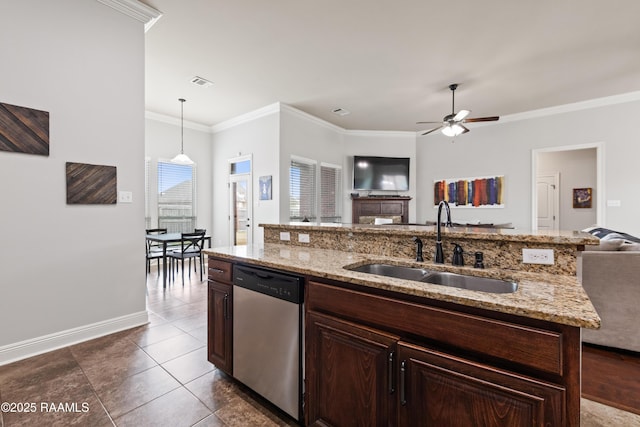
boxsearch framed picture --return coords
[259,175,272,200]
[66,162,117,204]
[573,188,592,208]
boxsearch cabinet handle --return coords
[388,351,395,394]
[400,360,407,406]
[223,294,229,319]
[209,267,225,274]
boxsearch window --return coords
[289,156,343,223]
[320,163,342,222]
[157,160,196,232]
[290,156,317,222]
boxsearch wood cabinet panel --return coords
[306,311,399,427]
[207,280,233,374]
[352,197,410,224]
[307,281,563,376]
[397,342,565,427]
[208,258,233,284]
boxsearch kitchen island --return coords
[203,224,600,426]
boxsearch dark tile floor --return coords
[0,263,297,427]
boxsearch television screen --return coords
[353,156,410,191]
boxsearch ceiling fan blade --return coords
[461,125,470,134]
[464,116,499,123]
[416,121,442,124]
[453,109,470,121]
[421,126,443,136]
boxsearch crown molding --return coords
[96,0,162,32]
[211,103,281,133]
[498,90,640,125]
[415,90,640,135]
[280,103,345,133]
[145,111,211,133]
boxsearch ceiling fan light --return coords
[442,123,464,137]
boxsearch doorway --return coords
[229,155,252,246]
[531,143,604,231]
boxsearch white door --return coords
[537,173,559,230]
[228,156,253,246]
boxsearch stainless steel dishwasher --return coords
[232,264,304,422]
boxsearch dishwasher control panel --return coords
[233,264,303,304]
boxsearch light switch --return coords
[118,191,133,203]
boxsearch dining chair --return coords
[193,228,207,272]
[145,228,167,275]
[169,230,206,284]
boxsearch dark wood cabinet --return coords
[207,258,233,375]
[306,279,580,426]
[397,342,564,427]
[352,196,410,224]
[306,311,399,427]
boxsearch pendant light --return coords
[171,98,194,165]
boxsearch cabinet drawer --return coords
[208,258,232,284]
[308,281,564,376]
[360,203,382,215]
[380,202,404,215]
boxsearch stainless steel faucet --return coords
[435,200,452,263]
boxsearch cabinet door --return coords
[397,342,565,427]
[306,311,400,427]
[207,280,233,375]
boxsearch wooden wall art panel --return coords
[66,162,117,205]
[0,102,50,156]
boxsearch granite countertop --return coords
[260,223,599,245]
[203,243,601,329]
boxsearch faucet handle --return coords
[451,243,464,266]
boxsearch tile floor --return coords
[1,262,639,426]
[0,265,296,427]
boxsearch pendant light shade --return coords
[171,98,194,165]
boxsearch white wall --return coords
[416,97,640,235]
[145,115,213,234]
[279,105,345,223]
[0,0,147,363]
[211,107,280,246]
[537,148,597,230]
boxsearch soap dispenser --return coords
[451,243,464,266]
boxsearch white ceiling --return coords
[141,0,640,132]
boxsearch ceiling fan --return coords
[417,84,499,137]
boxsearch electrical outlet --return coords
[118,191,133,203]
[280,232,290,241]
[522,248,554,265]
[298,233,310,243]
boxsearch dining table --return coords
[146,232,211,288]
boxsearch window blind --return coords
[157,160,197,232]
[320,163,342,223]
[290,157,317,221]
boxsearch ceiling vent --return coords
[190,76,213,88]
[332,108,350,116]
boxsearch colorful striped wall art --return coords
[434,176,504,208]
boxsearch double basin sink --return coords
[346,263,518,294]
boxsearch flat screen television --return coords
[353,156,410,191]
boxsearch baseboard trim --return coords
[0,311,149,366]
